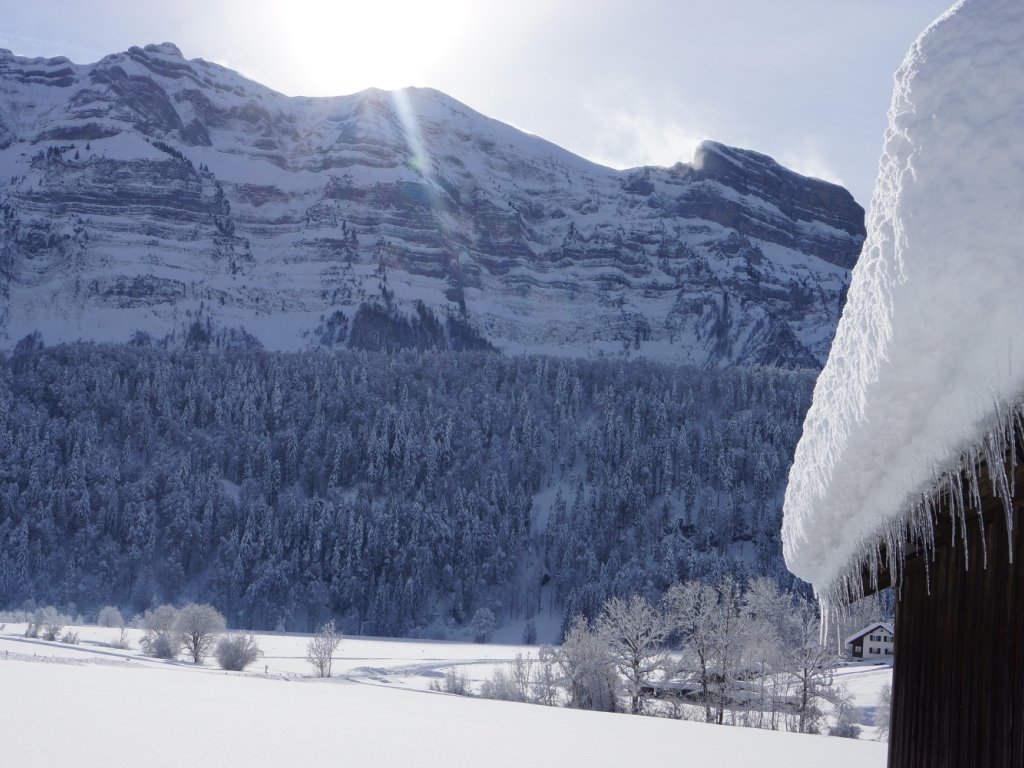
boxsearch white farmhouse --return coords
[845,622,893,660]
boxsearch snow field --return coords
[0,624,888,767]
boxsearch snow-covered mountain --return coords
[0,43,864,367]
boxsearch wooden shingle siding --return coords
[888,461,1024,768]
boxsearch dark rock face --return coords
[0,44,865,367]
[688,142,863,267]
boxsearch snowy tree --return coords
[141,604,181,659]
[27,606,68,641]
[707,575,755,724]
[828,684,862,739]
[596,595,669,713]
[215,634,262,671]
[306,620,341,677]
[742,577,789,729]
[875,682,892,742]
[470,607,496,644]
[781,594,840,734]
[522,619,537,645]
[175,604,226,664]
[662,580,720,722]
[97,606,124,628]
[552,616,618,712]
[534,646,561,707]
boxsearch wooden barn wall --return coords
[889,490,1024,768]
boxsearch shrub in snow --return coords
[215,634,262,671]
[828,685,862,739]
[875,683,892,742]
[112,627,131,650]
[533,646,561,707]
[430,667,470,696]
[175,604,226,664]
[306,620,341,678]
[140,604,181,659]
[60,630,79,645]
[480,653,534,703]
[97,606,124,628]
[470,608,496,644]
[480,668,519,701]
[28,606,69,641]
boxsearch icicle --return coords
[823,394,1024,610]
[984,430,1014,564]
[818,593,830,646]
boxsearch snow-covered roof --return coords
[783,0,1024,604]
[844,622,895,646]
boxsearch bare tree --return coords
[781,594,840,734]
[215,634,262,671]
[596,595,669,714]
[534,646,561,707]
[743,577,789,729]
[175,604,226,664]
[709,575,756,725]
[141,604,181,659]
[306,620,342,677]
[98,605,129,649]
[662,580,719,722]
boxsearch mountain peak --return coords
[140,42,184,58]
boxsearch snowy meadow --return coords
[0,619,890,767]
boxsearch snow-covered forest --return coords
[0,338,815,635]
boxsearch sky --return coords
[0,0,952,205]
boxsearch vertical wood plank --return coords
[889,467,1024,768]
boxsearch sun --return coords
[260,0,479,95]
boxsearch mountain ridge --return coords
[0,43,864,367]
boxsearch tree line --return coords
[0,339,815,636]
[472,577,862,738]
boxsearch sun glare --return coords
[262,0,478,95]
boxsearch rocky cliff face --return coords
[0,43,864,367]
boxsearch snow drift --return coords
[782,0,1024,601]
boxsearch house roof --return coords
[845,622,895,646]
[781,0,1024,608]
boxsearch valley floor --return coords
[0,625,889,767]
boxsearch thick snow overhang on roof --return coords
[782,0,1024,608]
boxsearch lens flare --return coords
[390,89,431,179]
